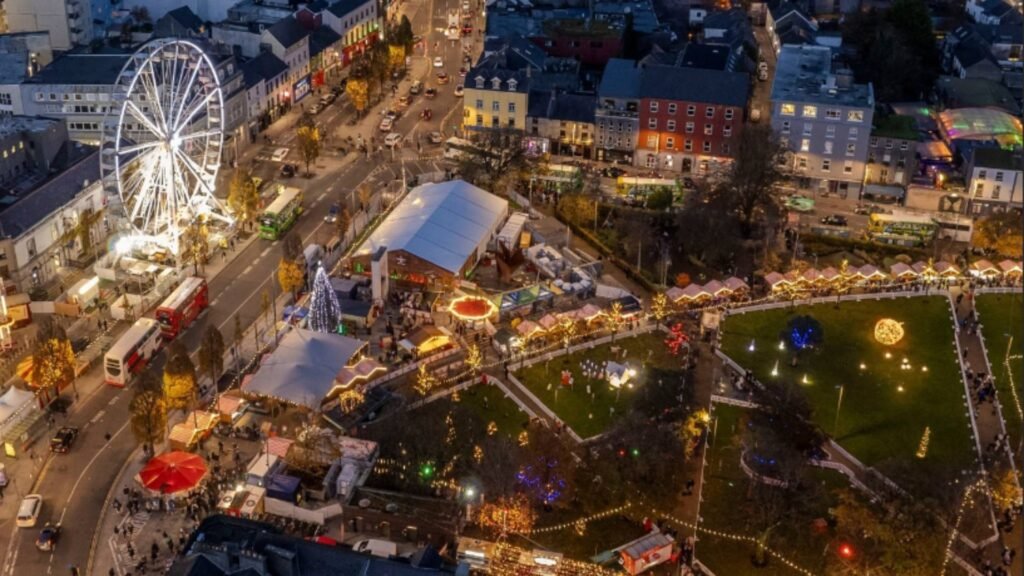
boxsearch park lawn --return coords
[459,383,532,439]
[697,404,845,576]
[721,297,976,473]
[515,511,647,562]
[514,333,683,438]
[975,292,1023,452]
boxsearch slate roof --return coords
[980,0,1016,19]
[972,147,1022,172]
[0,52,30,84]
[265,15,308,48]
[954,34,997,67]
[23,53,129,85]
[703,8,746,31]
[354,180,508,275]
[527,91,596,123]
[679,43,732,70]
[166,6,204,32]
[0,151,99,240]
[774,17,816,46]
[327,0,370,18]
[639,65,749,107]
[241,51,288,88]
[467,55,532,93]
[309,25,342,57]
[598,58,642,99]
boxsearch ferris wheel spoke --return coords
[173,148,215,195]
[117,140,163,156]
[137,61,169,135]
[176,128,220,143]
[171,52,201,131]
[176,90,217,133]
[125,101,165,140]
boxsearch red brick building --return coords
[635,66,749,175]
[531,20,623,67]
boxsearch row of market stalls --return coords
[499,296,644,346]
[763,259,1023,294]
[664,277,750,304]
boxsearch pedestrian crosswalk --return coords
[108,510,151,571]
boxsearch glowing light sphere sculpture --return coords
[873,318,905,345]
[100,39,232,253]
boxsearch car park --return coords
[433,56,444,68]
[17,495,42,528]
[49,426,78,453]
[454,85,464,97]
[429,131,444,144]
[379,117,394,132]
[384,133,403,148]
[820,214,848,227]
[280,164,297,178]
[35,525,60,551]
[271,147,289,162]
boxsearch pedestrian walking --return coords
[126,545,135,560]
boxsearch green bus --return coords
[259,185,303,240]
[529,164,583,194]
[615,177,682,205]
[867,212,938,246]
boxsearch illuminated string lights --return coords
[916,426,931,458]
[873,318,906,345]
[939,478,990,576]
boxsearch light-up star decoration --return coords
[874,318,905,346]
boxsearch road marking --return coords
[317,192,327,201]
[243,265,253,274]
[108,396,118,406]
[59,418,131,525]
[90,409,106,424]
[260,247,271,257]
[211,298,220,307]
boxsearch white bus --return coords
[104,318,162,387]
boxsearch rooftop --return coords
[327,0,372,18]
[165,6,204,32]
[640,65,749,107]
[593,0,661,33]
[937,107,1023,148]
[0,51,31,85]
[354,180,509,275]
[972,147,1022,172]
[598,58,642,99]
[0,115,61,139]
[265,16,309,48]
[0,149,98,240]
[309,26,342,57]
[936,76,1021,116]
[542,18,621,37]
[679,43,733,71]
[871,114,919,141]
[23,53,130,85]
[241,52,289,87]
[528,90,596,123]
[771,44,873,108]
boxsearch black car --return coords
[280,164,297,178]
[49,426,79,453]
[36,524,60,552]
[820,214,848,227]
[601,167,626,178]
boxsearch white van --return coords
[352,539,398,558]
[17,494,42,528]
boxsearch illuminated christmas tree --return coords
[308,264,341,333]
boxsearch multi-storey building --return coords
[635,66,749,174]
[526,91,596,158]
[770,44,874,199]
[594,58,641,164]
[262,16,312,104]
[965,147,1022,214]
[242,51,290,131]
[863,114,920,201]
[464,66,530,133]
[4,0,111,50]
[321,0,380,66]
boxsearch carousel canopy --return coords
[138,451,208,494]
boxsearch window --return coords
[885,141,893,150]
[705,107,715,118]
[667,103,677,114]
[723,143,730,154]
[491,101,500,112]
[797,156,807,169]
[822,159,831,172]
[880,168,888,181]
[724,108,734,120]
[899,141,909,151]
[491,78,501,89]
[475,99,483,110]
[780,103,795,116]
[704,124,713,135]
[475,77,485,88]
[685,122,694,134]
[646,135,658,147]
[508,118,515,128]
[648,118,658,129]
[800,138,810,152]
[995,171,1004,182]
[992,185,1002,199]
[507,79,518,91]
[646,155,657,168]
[507,102,516,113]
[780,136,789,148]
[802,105,817,118]
[666,136,675,149]
[847,110,864,122]
[824,141,833,155]
[870,137,878,147]
[978,170,987,179]
[781,121,791,134]
[803,124,813,136]
[825,109,841,120]
[650,101,659,113]
[844,160,854,174]
[826,125,835,138]
[491,117,499,127]
[846,143,856,156]
[975,182,985,195]
[723,125,732,137]
[684,139,693,151]
[687,105,696,116]
[702,141,711,152]
[667,120,676,131]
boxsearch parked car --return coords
[820,214,848,227]
[35,524,60,551]
[49,426,78,453]
[320,93,336,106]
[309,102,323,115]
[758,69,769,81]
[429,131,444,144]
[424,87,437,98]
[379,117,394,132]
[331,85,343,96]
[454,85,464,97]
[410,80,423,95]
[17,495,42,528]
[325,202,341,223]
[280,164,297,178]
[601,166,626,178]
[271,147,289,162]
[384,132,403,148]
[433,56,444,68]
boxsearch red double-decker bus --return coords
[155,276,209,339]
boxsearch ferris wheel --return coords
[100,38,232,253]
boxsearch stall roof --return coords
[0,386,34,427]
[353,180,509,274]
[244,328,365,408]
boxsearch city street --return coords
[0,0,480,571]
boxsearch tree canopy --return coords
[973,211,1023,258]
[163,341,197,411]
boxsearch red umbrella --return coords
[137,451,208,494]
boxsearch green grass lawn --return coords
[514,333,683,438]
[697,404,845,576]
[721,297,976,473]
[975,292,1023,452]
[459,382,532,438]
